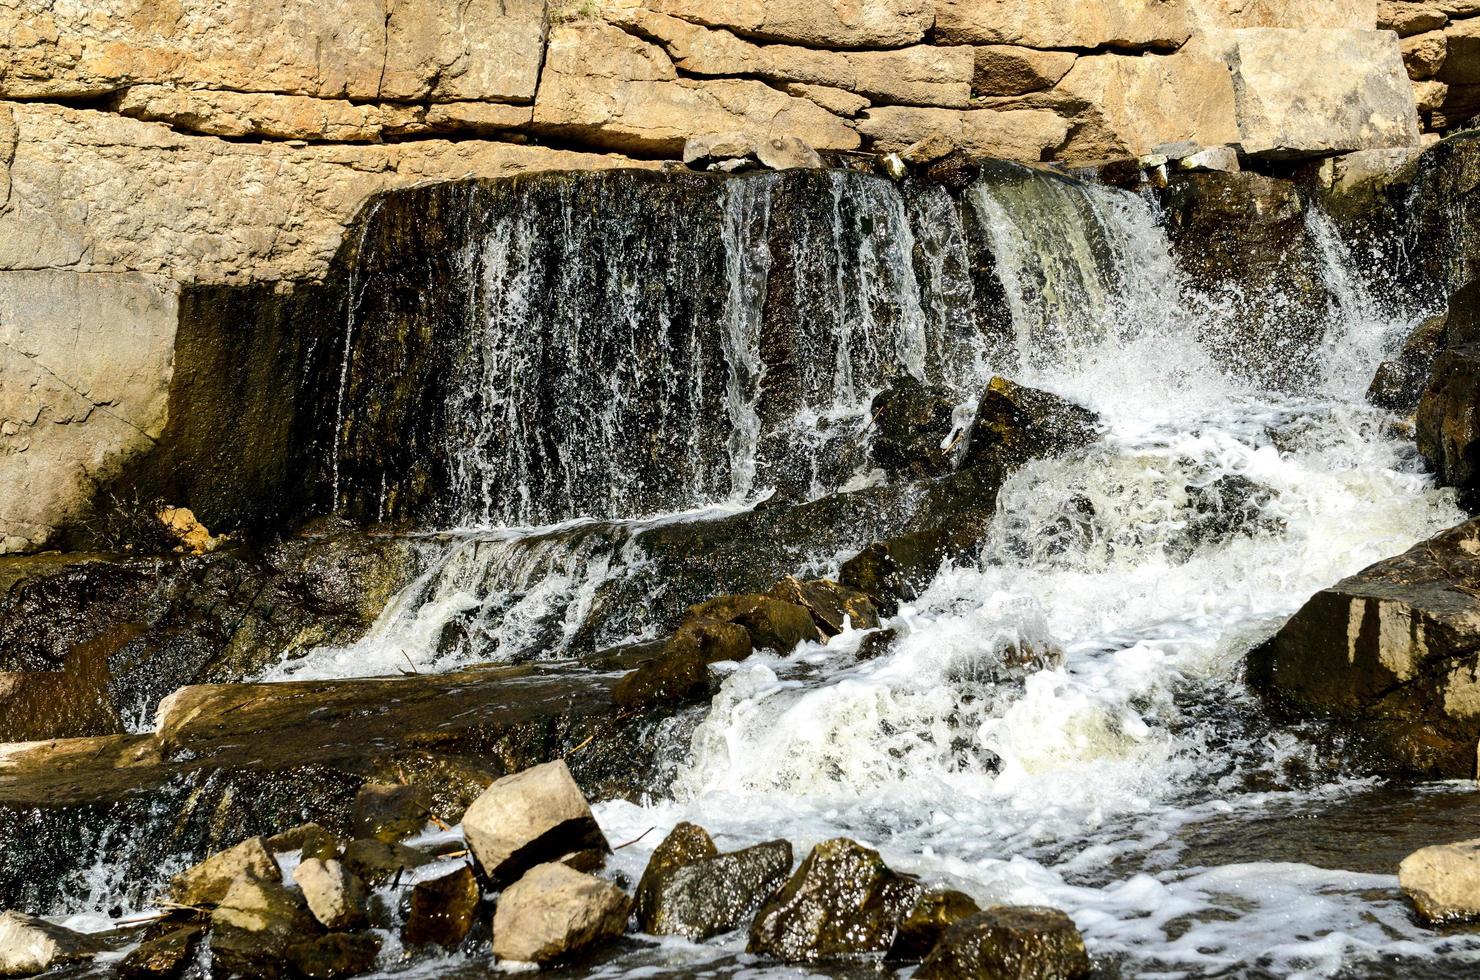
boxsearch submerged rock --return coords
[641,839,793,940]
[266,823,341,863]
[1369,310,1449,414]
[1400,838,1480,923]
[293,859,369,931]
[1248,516,1480,776]
[118,922,206,980]
[490,862,631,966]
[915,906,1092,980]
[350,782,432,844]
[209,878,322,978]
[0,911,104,977]
[168,836,281,908]
[341,839,430,887]
[960,377,1099,472]
[462,760,610,888]
[404,865,481,947]
[284,931,381,980]
[747,838,921,962]
[888,889,982,962]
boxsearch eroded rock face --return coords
[118,922,205,980]
[490,863,631,966]
[462,760,610,888]
[648,0,934,48]
[748,838,922,961]
[1248,517,1480,776]
[915,906,1092,980]
[1371,310,1450,413]
[961,378,1100,472]
[1401,838,1480,922]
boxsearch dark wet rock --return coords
[341,839,430,887]
[634,823,719,927]
[118,921,206,980]
[462,760,610,888]
[747,838,922,962]
[0,911,105,976]
[350,782,431,844]
[855,628,899,661]
[294,859,369,931]
[0,622,138,741]
[267,823,341,863]
[768,577,881,636]
[490,862,631,966]
[925,151,983,193]
[1370,310,1450,414]
[209,878,322,979]
[362,753,495,826]
[869,376,960,479]
[405,864,482,947]
[888,889,982,962]
[1172,474,1282,557]
[168,837,281,908]
[686,594,820,654]
[960,377,1099,472]
[1418,345,1480,511]
[915,906,1092,980]
[642,840,793,941]
[611,639,716,710]
[1248,516,1480,777]
[284,931,381,980]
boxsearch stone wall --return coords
[0,0,1441,552]
[1380,0,1480,133]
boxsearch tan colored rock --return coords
[935,0,1191,49]
[645,0,934,48]
[0,269,176,554]
[757,135,824,169]
[169,836,282,907]
[1415,77,1450,111]
[1400,839,1480,922]
[158,506,221,554]
[1055,51,1240,161]
[1224,28,1421,159]
[974,47,1077,97]
[1441,17,1480,85]
[782,83,870,117]
[0,0,545,103]
[1404,30,1449,79]
[424,102,534,135]
[1178,145,1241,172]
[1189,0,1377,29]
[859,106,1069,161]
[1380,1,1450,34]
[629,11,972,109]
[293,858,369,931]
[491,862,631,965]
[0,912,104,977]
[462,760,610,886]
[531,22,858,155]
[115,86,383,141]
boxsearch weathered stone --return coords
[961,378,1100,472]
[858,107,1069,161]
[646,0,934,48]
[168,836,280,908]
[915,906,1092,980]
[889,890,983,962]
[341,839,431,886]
[612,628,737,708]
[757,135,825,170]
[531,22,859,156]
[284,931,381,980]
[901,133,958,165]
[869,375,960,479]
[1400,838,1480,922]
[643,840,793,941]
[1178,145,1241,172]
[1417,342,1480,504]
[491,862,632,966]
[462,760,610,887]
[115,86,383,141]
[1369,310,1449,413]
[293,858,369,931]
[935,0,1191,48]
[266,823,342,863]
[685,594,820,652]
[1380,2,1449,35]
[422,102,533,135]
[209,877,322,979]
[1440,17,1480,86]
[634,823,719,928]
[1248,516,1480,776]
[0,911,104,977]
[768,577,880,636]
[404,864,481,947]
[351,782,432,844]
[1222,29,1421,159]
[1189,0,1377,29]
[1405,30,1449,79]
[1416,78,1451,113]
[1055,51,1240,161]
[118,922,205,980]
[747,838,922,962]
[974,46,1077,97]
[782,83,870,117]
[683,132,758,166]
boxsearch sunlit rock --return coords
[405,865,481,947]
[1401,838,1480,922]
[0,912,103,977]
[293,859,369,931]
[491,863,631,966]
[915,906,1092,979]
[462,761,609,888]
[168,837,280,908]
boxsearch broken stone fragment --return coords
[748,838,922,961]
[915,906,1092,979]
[118,922,205,980]
[767,577,880,636]
[405,865,482,947]
[756,136,824,170]
[888,889,983,962]
[0,911,105,977]
[341,839,431,887]
[462,760,610,888]
[266,823,342,863]
[1400,839,1480,922]
[209,878,323,979]
[641,839,793,941]
[351,782,432,843]
[1177,146,1241,173]
[683,132,759,167]
[491,862,632,966]
[293,859,369,931]
[167,836,281,908]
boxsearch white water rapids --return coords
[250,170,1480,976]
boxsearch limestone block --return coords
[1189,0,1377,29]
[1224,28,1422,158]
[645,0,934,48]
[1441,16,1480,84]
[1405,30,1449,79]
[1401,839,1480,922]
[973,46,1077,97]
[531,22,859,155]
[782,83,870,117]
[858,106,1069,160]
[424,102,535,134]
[1055,51,1240,160]
[934,0,1191,49]
[116,86,384,141]
[381,0,548,102]
[1379,1,1450,35]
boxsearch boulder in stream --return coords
[915,906,1092,980]
[208,877,322,978]
[341,839,430,887]
[118,921,206,980]
[1400,838,1480,923]
[888,889,982,962]
[869,376,961,479]
[638,836,793,940]
[350,782,432,844]
[293,859,369,931]
[960,377,1100,472]
[768,577,880,636]
[491,862,631,966]
[0,911,104,977]
[404,865,481,947]
[266,824,342,863]
[168,836,281,908]
[462,760,610,887]
[1369,310,1449,414]
[634,823,718,924]
[284,931,382,980]
[747,838,921,961]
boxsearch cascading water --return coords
[233,161,1480,976]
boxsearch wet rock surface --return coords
[462,760,611,888]
[889,889,983,962]
[0,911,105,976]
[915,906,1092,980]
[641,838,794,940]
[118,921,206,980]
[208,878,323,978]
[404,865,481,947]
[294,859,369,931]
[169,837,281,908]
[961,377,1100,472]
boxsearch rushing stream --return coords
[46,163,1480,977]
